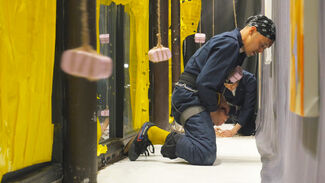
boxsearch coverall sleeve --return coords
[196,40,240,112]
[237,76,257,126]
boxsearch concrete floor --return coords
[97,125,262,183]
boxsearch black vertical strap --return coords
[183,35,200,68]
[171,0,181,90]
[52,0,66,165]
[201,0,213,39]
[148,0,156,123]
[114,5,125,138]
[105,4,118,139]
[63,0,97,182]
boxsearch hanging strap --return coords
[156,0,162,48]
[232,0,238,28]
[80,0,91,51]
[180,106,205,126]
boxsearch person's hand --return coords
[216,123,242,137]
[215,128,236,137]
[210,109,228,126]
[220,129,236,137]
[214,127,223,137]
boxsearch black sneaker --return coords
[125,122,155,161]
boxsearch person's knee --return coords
[197,150,216,165]
[189,145,216,165]
[204,153,216,165]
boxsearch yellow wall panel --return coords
[125,0,150,129]
[0,0,56,180]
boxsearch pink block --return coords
[99,34,110,44]
[148,47,171,62]
[195,33,206,43]
[100,109,109,116]
[228,66,243,83]
[61,49,113,80]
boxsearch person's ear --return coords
[249,26,257,35]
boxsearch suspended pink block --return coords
[99,34,110,44]
[194,33,206,43]
[228,66,243,83]
[100,109,109,116]
[61,49,113,80]
[148,47,171,62]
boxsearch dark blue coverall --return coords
[223,71,257,136]
[171,29,247,165]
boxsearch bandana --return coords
[246,15,276,41]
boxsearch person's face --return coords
[243,27,273,57]
[214,108,229,126]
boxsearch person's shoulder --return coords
[209,31,240,51]
[243,70,255,77]
[213,30,238,41]
[242,71,257,83]
[213,29,241,47]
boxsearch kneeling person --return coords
[216,69,257,137]
[125,15,275,165]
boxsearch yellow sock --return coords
[147,126,170,145]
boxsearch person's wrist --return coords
[233,123,242,132]
[231,128,238,135]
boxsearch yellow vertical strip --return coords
[290,0,304,116]
[0,0,56,180]
[297,0,304,116]
[168,0,172,123]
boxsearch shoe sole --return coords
[123,137,139,161]
[123,122,154,160]
[123,122,150,155]
[128,142,139,161]
[123,136,141,161]
[123,135,136,155]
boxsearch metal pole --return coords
[171,0,181,90]
[63,0,97,182]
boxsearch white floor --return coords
[97,125,262,183]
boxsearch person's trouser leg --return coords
[162,111,216,165]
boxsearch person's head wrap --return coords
[245,15,276,41]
